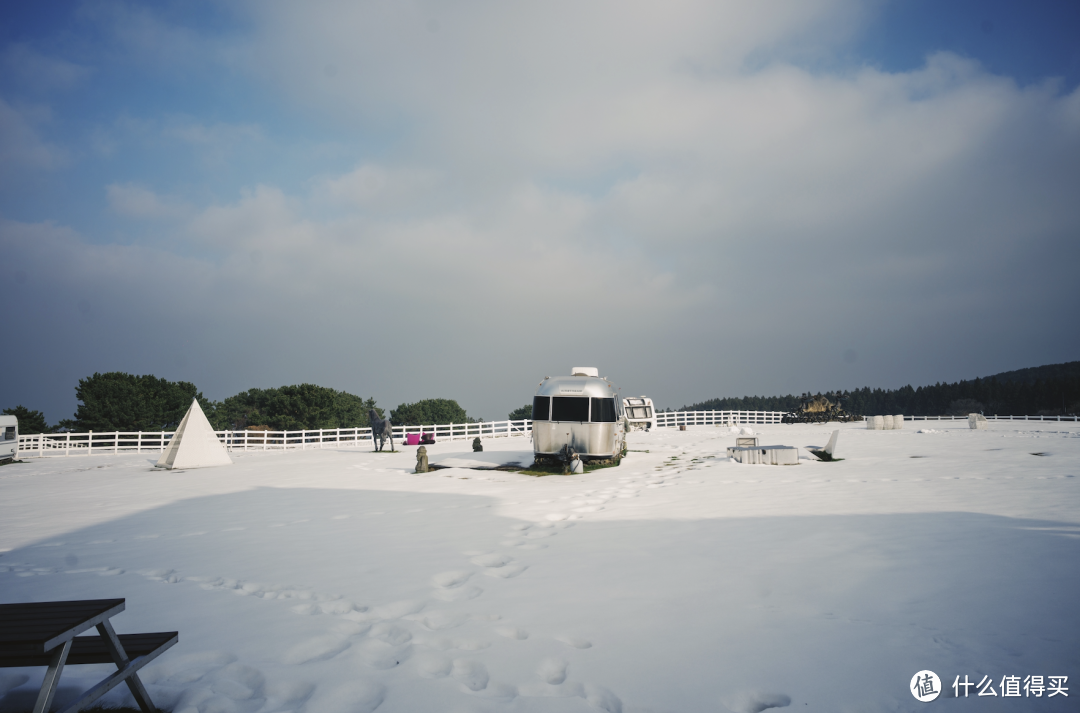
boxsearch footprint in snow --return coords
[206,662,265,701]
[372,599,426,620]
[433,585,483,602]
[537,657,568,684]
[525,683,614,712]
[470,553,512,568]
[451,658,489,691]
[420,610,469,630]
[415,652,452,678]
[723,691,792,713]
[432,570,473,588]
[368,623,412,645]
[555,634,592,649]
[280,634,350,665]
[319,599,358,615]
[484,564,527,579]
[145,650,238,687]
[262,678,315,709]
[353,638,411,669]
[518,680,585,698]
[138,568,180,583]
[308,679,385,713]
[495,626,529,640]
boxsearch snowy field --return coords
[1,421,1078,713]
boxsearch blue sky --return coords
[2,1,1079,424]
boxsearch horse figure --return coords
[369,409,394,452]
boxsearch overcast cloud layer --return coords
[2,1,1079,424]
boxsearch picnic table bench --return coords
[0,599,177,713]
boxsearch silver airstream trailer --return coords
[532,367,625,463]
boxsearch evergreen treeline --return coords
[390,399,471,426]
[680,394,802,412]
[3,372,483,432]
[682,362,1080,417]
[58,372,213,432]
[215,385,380,431]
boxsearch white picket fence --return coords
[14,419,534,458]
[654,410,787,427]
[14,410,1077,458]
[906,414,1079,422]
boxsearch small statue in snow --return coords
[415,446,428,473]
[472,437,483,452]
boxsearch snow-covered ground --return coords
[1,421,1078,713]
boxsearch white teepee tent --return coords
[156,398,233,470]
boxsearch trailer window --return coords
[590,398,616,422]
[551,397,589,422]
[4,427,14,440]
[533,396,551,421]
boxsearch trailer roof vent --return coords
[571,367,599,377]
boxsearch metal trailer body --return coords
[623,396,655,431]
[0,415,17,462]
[532,369,625,461]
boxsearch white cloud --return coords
[106,183,192,219]
[5,1,1080,420]
[0,97,66,172]
[163,120,263,146]
[1,44,92,91]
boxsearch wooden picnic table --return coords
[0,599,177,713]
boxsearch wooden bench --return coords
[0,599,177,713]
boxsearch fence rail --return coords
[653,410,787,427]
[13,411,1077,458]
[905,414,1079,422]
[14,419,535,458]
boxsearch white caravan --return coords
[0,415,17,462]
[622,396,655,431]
